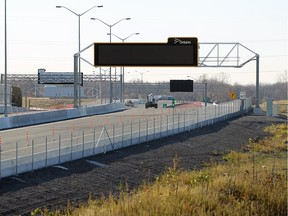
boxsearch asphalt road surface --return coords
[0,102,200,161]
[0,114,285,215]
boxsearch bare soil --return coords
[0,114,286,215]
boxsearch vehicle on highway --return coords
[125,100,134,107]
[145,93,158,109]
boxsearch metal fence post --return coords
[93,128,96,155]
[104,126,107,154]
[59,134,61,164]
[45,137,47,168]
[32,139,34,172]
[122,121,124,148]
[153,117,155,140]
[166,115,168,136]
[82,131,84,158]
[146,118,148,142]
[225,103,227,120]
[160,115,162,138]
[184,111,186,132]
[70,132,73,162]
[188,110,192,132]
[172,110,175,135]
[196,109,199,128]
[16,142,18,174]
[130,121,133,146]
[113,124,115,147]
[138,119,141,144]
[178,113,180,133]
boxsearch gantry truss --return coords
[198,42,258,68]
[198,42,260,110]
[1,42,260,110]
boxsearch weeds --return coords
[32,123,287,216]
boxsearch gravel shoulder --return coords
[0,114,286,215]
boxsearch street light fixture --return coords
[90,17,131,104]
[136,70,149,83]
[107,32,139,42]
[56,5,103,108]
[107,32,140,102]
[187,76,207,107]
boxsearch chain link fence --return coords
[0,98,252,179]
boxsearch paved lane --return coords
[0,102,200,160]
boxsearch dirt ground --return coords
[0,114,286,216]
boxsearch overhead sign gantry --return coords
[73,38,260,114]
[93,37,198,67]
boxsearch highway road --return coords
[0,101,203,161]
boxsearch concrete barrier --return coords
[0,117,10,130]
[0,103,126,130]
[9,109,68,128]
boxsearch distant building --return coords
[44,85,84,98]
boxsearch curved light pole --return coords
[187,75,207,106]
[90,17,131,103]
[56,5,103,108]
[108,33,139,43]
[136,70,149,83]
[107,33,140,102]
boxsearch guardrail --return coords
[0,98,252,179]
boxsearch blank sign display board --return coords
[170,80,194,92]
[94,37,198,67]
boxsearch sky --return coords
[0,0,287,85]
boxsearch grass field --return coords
[32,122,288,216]
[260,100,288,117]
[25,97,101,109]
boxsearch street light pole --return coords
[108,33,140,103]
[137,71,149,83]
[4,0,8,117]
[187,76,207,107]
[91,17,131,104]
[56,5,103,108]
[99,68,109,104]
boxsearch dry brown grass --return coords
[32,123,288,216]
[260,100,288,117]
[24,97,100,109]
[70,124,287,216]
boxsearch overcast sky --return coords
[0,0,287,85]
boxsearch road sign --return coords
[229,92,236,100]
[94,37,198,67]
[240,91,246,100]
[170,80,193,92]
[38,70,83,86]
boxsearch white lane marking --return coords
[10,177,26,183]
[53,165,68,170]
[86,160,106,167]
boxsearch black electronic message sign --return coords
[38,71,84,86]
[170,80,194,92]
[94,37,198,67]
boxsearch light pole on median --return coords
[187,76,207,107]
[90,17,131,104]
[56,5,103,108]
[4,0,8,117]
[99,67,109,104]
[136,70,149,83]
[107,33,140,103]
